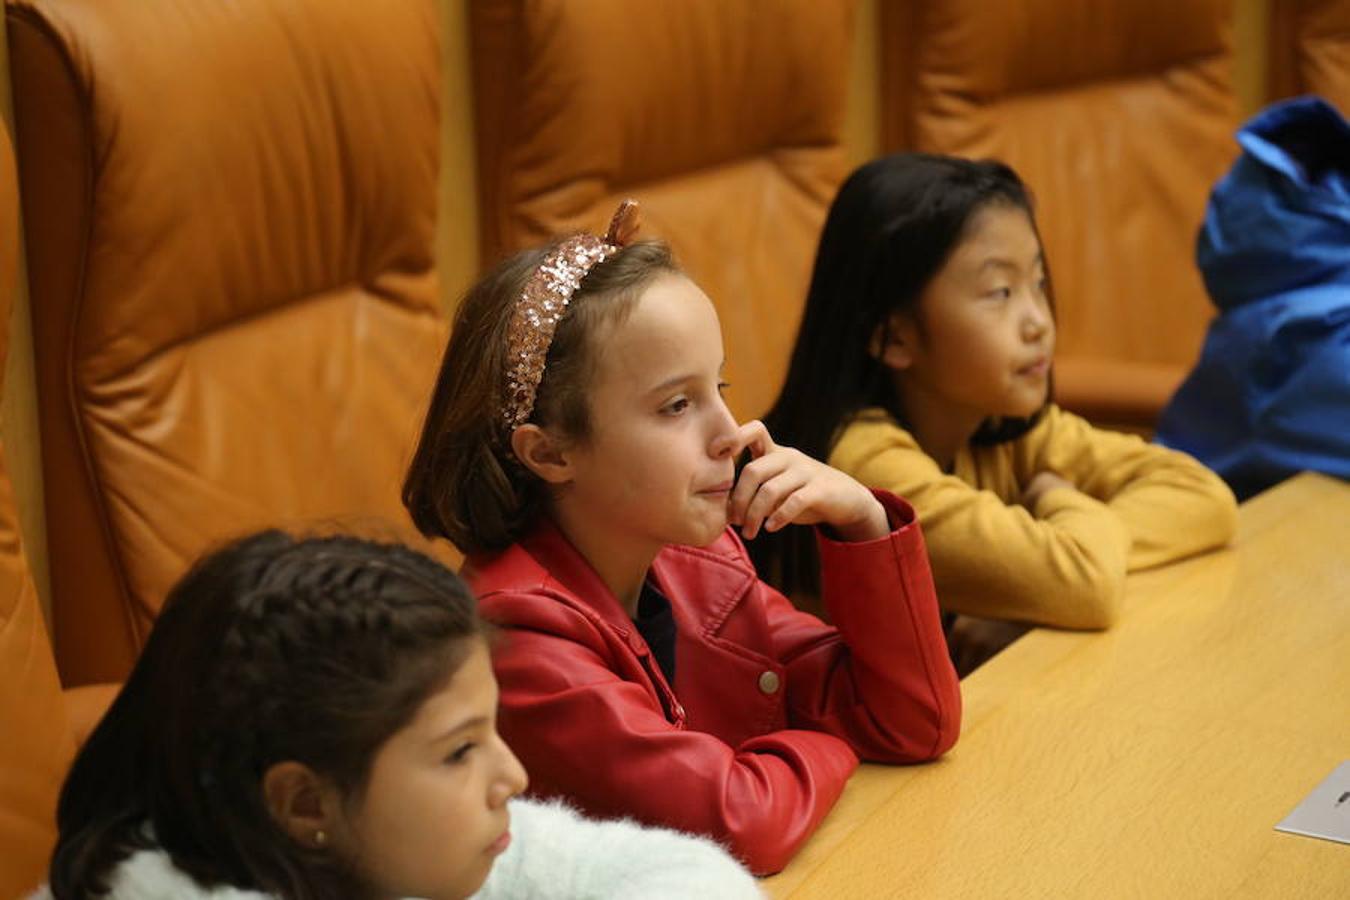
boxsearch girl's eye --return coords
[717,381,730,395]
[447,743,476,764]
[661,397,690,416]
[987,287,1012,301]
[1035,277,1049,295]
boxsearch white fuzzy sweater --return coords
[30,798,763,899]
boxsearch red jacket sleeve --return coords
[763,489,962,761]
[490,619,859,875]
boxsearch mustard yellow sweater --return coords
[829,405,1238,629]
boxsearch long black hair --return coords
[48,531,486,899]
[754,153,1054,599]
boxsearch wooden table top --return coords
[763,472,1350,898]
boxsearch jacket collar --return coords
[469,515,638,637]
[468,515,758,639]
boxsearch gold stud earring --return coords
[314,829,328,848]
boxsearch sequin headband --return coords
[500,200,642,438]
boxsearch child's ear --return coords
[262,761,339,850]
[510,424,574,485]
[868,312,915,371]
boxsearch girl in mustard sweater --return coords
[755,154,1237,671]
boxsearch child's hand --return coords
[1021,470,1075,511]
[720,421,889,543]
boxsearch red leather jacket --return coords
[466,491,960,875]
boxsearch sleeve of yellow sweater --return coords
[1027,406,1238,571]
[830,413,1130,630]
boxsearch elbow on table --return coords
[995,569,1123,630]
[856,681,962,765]
[1058,572,1125,630]
[1042,535,1128,630]
[1031,548,1125,630]
[725,827,806,877]
[1070,595,1122,630]
[877,723,960,767]
[1177,472,1240,553]
[906,682,963,761]
[927,705,961,758]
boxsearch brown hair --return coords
[403,238,678,555]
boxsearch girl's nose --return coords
[1022,292,1051,341]
[708,395,741,459]
[490,738,529,808]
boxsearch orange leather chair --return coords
[0,120,117,900]
[469,0,855,421]
[880,0,1240,428]
[7,0,447,685]
[1269,0,1350,115]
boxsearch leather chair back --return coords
[1269,0,1350,115]
[469,0,855,420]
[7,0,446,683]
[0,118,75,900]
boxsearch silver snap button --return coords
[758,670,780,694]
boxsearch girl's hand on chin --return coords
[719,420,889,543]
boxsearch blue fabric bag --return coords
[1156,96,1350,500]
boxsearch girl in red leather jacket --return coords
[403,202,961,876]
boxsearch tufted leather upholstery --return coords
[880,0,1240,427]
[7,0,447,684]
[469,0,854,421]
[0,118,74,900]
[1270,0,1350,114]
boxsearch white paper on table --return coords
[1274,760,1350,846]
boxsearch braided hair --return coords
[48,531,485,900]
